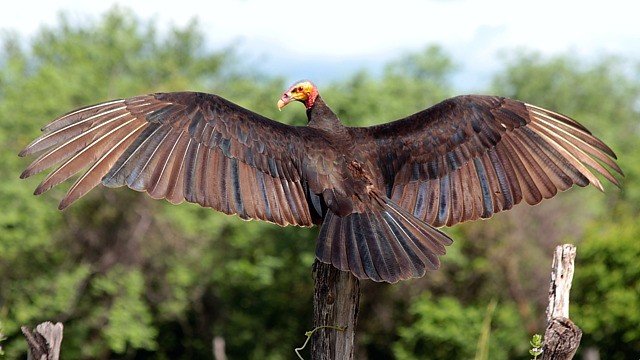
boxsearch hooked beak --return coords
[277,97,289,111]
[277,89,309,111]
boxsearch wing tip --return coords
[58,200,71,211]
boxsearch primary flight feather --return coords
[20,80,622,283]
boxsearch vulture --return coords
[20,80,622,283]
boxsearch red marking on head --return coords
[279,80,319,110]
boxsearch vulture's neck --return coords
[306,96,347,135]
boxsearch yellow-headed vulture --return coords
[20,80,622,283]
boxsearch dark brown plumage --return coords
[20,80,622,283]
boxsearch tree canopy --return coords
[1,7,638,360]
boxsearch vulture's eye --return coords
[298,86,304,92]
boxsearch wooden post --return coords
[310,260,360,360]
[21,322,64,360]
[541,244,582,360]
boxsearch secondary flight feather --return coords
[20,80,622,283]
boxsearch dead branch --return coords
[541,244,582,360]
[21,322,64,360]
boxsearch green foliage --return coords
[323,45,455,126]
[529,334,543,359]
[0,6,304,359]
[392,296,527,360]
[492,51,640,213]
[492,52,640,358]
[0,6,638,360]
[94,267,157,354]
[0,321,5,356]
[572,216,640,358]
[475,298,497,360]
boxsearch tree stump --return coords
[310,260,360,360]
[21,322,64,360]
[541,244,582,360]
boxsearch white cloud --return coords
[2,0,638,90]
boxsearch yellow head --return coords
[277,80,319,110]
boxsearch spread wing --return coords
[358,95,622,227]
[20,92,315,226]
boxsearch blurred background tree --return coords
[1,7,638,360]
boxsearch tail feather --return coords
[316,192,453,283]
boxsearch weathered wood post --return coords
[310,261,360,360]
[22,322,64,360]
[541,244,582,360]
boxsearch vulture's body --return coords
[20,80,622,283]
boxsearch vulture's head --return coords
[277,80,319,110]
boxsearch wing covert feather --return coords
[356,95,621,227]
[20,92,314,226]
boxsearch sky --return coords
[2,0,639,91]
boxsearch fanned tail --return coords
[315,191,453,283]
